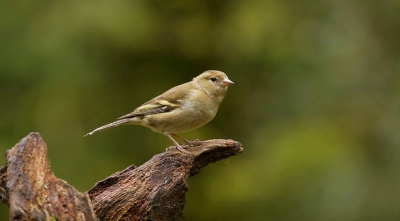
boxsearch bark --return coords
[0,132,97,221]
[0,133,243,221]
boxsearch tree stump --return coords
[0,132,243,220]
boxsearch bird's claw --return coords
[166,144,192,154]
[177,145,191,154]
[183,139,201,147]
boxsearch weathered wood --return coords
[0,133,243,221]
[87,139,243,221]
[1,132,98,221]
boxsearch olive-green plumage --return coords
[85,70,234,153]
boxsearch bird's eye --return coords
[210,76,217,82]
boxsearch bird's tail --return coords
[84,119,131,137]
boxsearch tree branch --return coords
[0,132,97,220]
[1,133,243,221]
[88,139,243,221]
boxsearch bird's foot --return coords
[177,144,191,154]
[167,145,191,154]
[170,134,201,146]
[183,139,201,147]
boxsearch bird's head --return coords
[193,70,234,98]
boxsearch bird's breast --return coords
[144,100,217,134]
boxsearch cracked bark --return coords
[0,132,243,221]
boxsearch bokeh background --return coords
[1,0,400,220]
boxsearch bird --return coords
[84,70,234,154]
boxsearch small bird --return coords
[85,70,234,154]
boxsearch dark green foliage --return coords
[1,0,399,220]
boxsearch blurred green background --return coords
[1,0,400,220]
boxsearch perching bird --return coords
[85,70,234,154]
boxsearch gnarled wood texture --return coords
[0,132,97,221]
[0,133,243,221]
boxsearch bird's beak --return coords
[221,77,234,87]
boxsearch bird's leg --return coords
[171,134,191,145]
[171,134,201,146]
[164,133,191,154]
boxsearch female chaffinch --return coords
[85,70,234,154]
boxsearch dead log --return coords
[0,132,97,221]
[0,133,243,221]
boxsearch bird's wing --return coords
[117,100,179,119]
[117,82,194,120]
